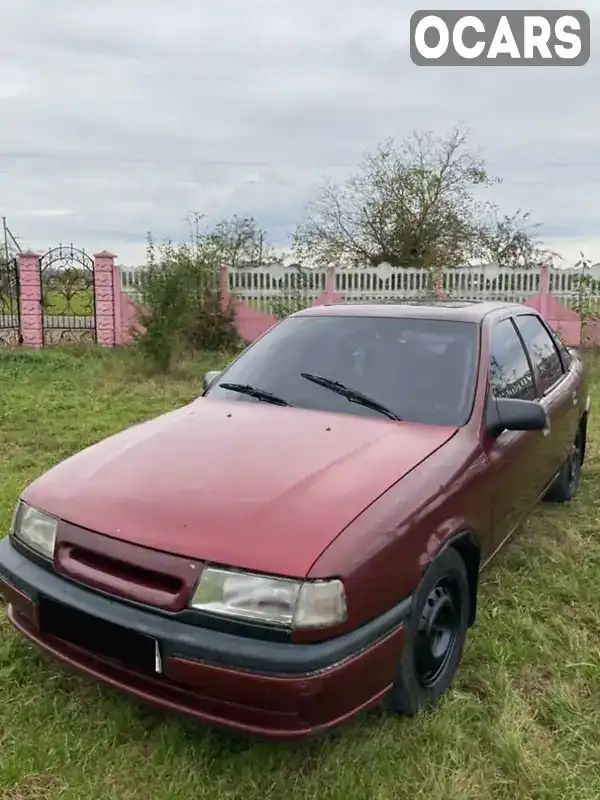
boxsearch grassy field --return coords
[1,290,94,317]
[1,347,599,800]
[41,290,94,316]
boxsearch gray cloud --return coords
[0,0,598,264]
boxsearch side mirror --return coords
[486,397,549,437]
[202,370,221,393]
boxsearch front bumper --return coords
[0,537,409,739]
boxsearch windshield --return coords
[206,315,479,426]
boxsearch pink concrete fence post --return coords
[93,251,116,347]
[219,264,230,310]
[325,266,336,301]
[539,264,550,320]
[524,264,582,345]
[314,266,344,305]
[17,252,43,347]
[112,264,124,345]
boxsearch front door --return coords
[513,313,577,489]
[482,317,546,552]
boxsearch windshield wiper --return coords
[219,382,291,407]
[300,373,401,421]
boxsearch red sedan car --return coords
[0,301,589,739]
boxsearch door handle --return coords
[543,418,551,436]
[572,391,578,407]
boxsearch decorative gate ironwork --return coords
[0,255,20,345]
[40,244,96,344]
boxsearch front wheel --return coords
[382,547,471,716]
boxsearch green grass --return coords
[42,290,94,316]
[0,293,19,315]
[1,346,600,800]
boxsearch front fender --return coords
[307,428,488,635]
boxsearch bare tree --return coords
[479,208,561,268]
[293,125,498,269]
[188,212,272,268]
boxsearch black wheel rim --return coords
[414,577,462,689]
[568,434,582,493]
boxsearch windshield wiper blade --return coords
[300,373,401,421]
[219,382,291,407]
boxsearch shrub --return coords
[269,265,314,320]
[135,237,239,372]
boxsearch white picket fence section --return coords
[119,262,600,311]
[331,263,546,304]
[120,267,146,296]
[227,264,327,313]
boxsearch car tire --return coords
[382,547,471,717]
[543,428,583,504]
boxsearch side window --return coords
[514,315,565,394]
[490,319,537,400]
[547,325,573,371]
[559,343,573,371]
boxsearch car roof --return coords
[291,299,531,324]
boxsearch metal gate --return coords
[0,255,20,345]
[40,244,96,344]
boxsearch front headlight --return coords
[190,567,347,630]
[11,501,58,560]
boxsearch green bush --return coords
[135,238,239,372]
[269,265,314,320]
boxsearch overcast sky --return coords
[0,0,597,266]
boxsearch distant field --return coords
[0,290,94,316]
[42,289,94,316]
[0,293,18,314]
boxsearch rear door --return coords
[512,313,577,486]
[483,317,546,551]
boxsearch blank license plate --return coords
[39,597,161,674]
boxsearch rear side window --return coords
[547,326,573,371]
[514,315,565,394]
[489,318,536,400]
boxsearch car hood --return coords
[23,398,457,577]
